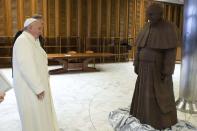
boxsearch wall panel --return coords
[0,0,6,36]
[0,0,183,67]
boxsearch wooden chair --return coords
[85,50,95,68]
[67,51,77,54]
[67,51,78,63]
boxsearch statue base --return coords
[109,107,197,131]
[176,98,197,114]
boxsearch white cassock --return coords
[0,72,12,92]
[13,31,59,131]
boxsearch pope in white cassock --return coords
[12,18,59,131]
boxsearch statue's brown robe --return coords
[130,20,178,129]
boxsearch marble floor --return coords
[0,62,196,131]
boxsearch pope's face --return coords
[29,21,43,39]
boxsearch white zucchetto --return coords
[24,18,37,28]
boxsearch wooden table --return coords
[48,53,114,74]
